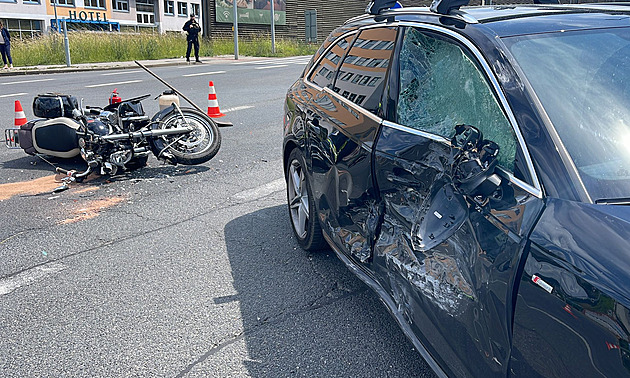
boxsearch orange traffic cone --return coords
[207,81,225,118]
[14,100,27,127]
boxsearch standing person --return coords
[183,14,202,63]
[0,21,13,69]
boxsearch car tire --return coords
[286,148,326,251]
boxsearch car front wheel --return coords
[286,148,326,251]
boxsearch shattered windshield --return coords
[505,28,630,202]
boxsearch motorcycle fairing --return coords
[31,117,81,158]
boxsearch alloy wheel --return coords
[288,159,309,239]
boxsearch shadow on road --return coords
[219,204,434,377]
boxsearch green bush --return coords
[10,32,318,67]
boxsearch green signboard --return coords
[215,0,287,25]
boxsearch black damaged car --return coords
[283,0,630,376]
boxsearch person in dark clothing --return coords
[183,14,202,63]
[0,21,13,69]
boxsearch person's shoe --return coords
[9,64,13,69]
[2,65,7,69]
[195,59,202,63]
[186,57,190,62]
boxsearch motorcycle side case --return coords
[21,117,81,158]
[33,93,79,119]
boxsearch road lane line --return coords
[233,178,285,201]
[0,92,27,98]
[0,262,67,296]
[85,80,142,88]
[1,78,55,85]
[101,70,142,76]
[182,71,226,77]
[222,105,254,113]
[255,65,288,70]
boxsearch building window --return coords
[136,0,155,23]
[190,3,199,17]
[85,0,105,8]
[50,0,75,5]
[177,2,187,16]
[1,19,43,38]
[136,0,155,12]
[112,0,128,11]
[164,0,174,15]
[24,0,41,4]
[137,13,155,24]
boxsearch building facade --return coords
[0,0,372,39]
[0,0,203,36]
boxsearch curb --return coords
[0,55,259,76]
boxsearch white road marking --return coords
[177,64,204,69]
[233,178,285,201]
[0,262,67,296]
[85,80,142,88]
[234,57,310,65]
[101,70,142,76]
[222,105,254,113]
[0,92,27,98]
[255,65,288,70]
[1,78,55,85]
[183,70,226,77]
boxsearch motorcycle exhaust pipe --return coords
[101,127,193,142]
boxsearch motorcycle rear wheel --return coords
[150,107,221,165]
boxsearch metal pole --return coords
[134,61,233,127]
[233,1,239,60]
[52,0,59,32]
[270,0,275,54]
[63,19,71,67]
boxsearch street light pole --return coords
[270,0,275,54]
[233,1,239,60]
[52,0,60,32]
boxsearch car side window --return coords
[333,27,397,115]
[397,28,517,172]
[308,34,355,89]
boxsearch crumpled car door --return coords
[372,123,543,377]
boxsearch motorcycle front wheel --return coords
[150,107,221,165]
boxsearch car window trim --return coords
[396,21,543,198]
[324,86,383,125]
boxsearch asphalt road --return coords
[0,58,435,377]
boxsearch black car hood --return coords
[529,198,630,305]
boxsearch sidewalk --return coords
[0,55,259,76]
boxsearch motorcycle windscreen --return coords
[32,117,80,158]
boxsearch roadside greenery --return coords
[10,32,318,66]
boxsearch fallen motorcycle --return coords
[4,89,221,181]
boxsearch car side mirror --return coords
[451,124,502,198]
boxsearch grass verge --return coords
[10,32,318,66]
